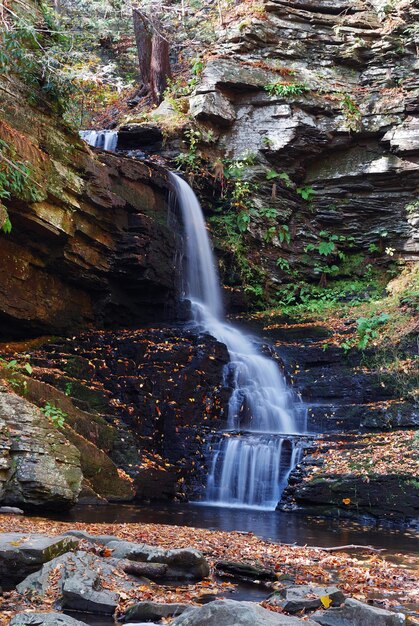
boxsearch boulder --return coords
[9,614,87,626]
[171,599,319,625]
[17,550,138,615]
[117,123,163,151]
[312,598,406,626]
[190,92,236,126]
[106,540,210,580]
[0,533,79,588]
[267,585,345,613]
[0,392,82,511]
[121,601,192,623]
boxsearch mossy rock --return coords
[64,425,134,502]
[25,378,116,452]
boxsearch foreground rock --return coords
[267,585,345,613]
[121,601,192,622]
[0,533,79,588]
[104,540,210,580]
[63,531,210,580]
[312,598,406,626]
[17,550,138,615]
[9,614,86,626]
[171,599,318,626]
[0,392,82,511]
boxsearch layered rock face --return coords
[0,72,178,337]
[183,0,418,284]
[0,390,82,508]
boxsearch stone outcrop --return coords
[119,0,418,296]
[0,391,82,510]
[0,532,79,588]
[16,550,138,615]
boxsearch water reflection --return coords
[46,502,419,554]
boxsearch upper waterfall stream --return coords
[171,173,306,510]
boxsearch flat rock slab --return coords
[268,585,345,613]
[9,614,87,626]
[0,533,79,588]
[171,599,319,625]
[106,540,210,580]
[312,598,406,626]
[17,550,138,615]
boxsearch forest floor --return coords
[0,515,418,624]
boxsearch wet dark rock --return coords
[118,123,163,151]
[287,469,419,521]
[267,585,345,613]
[215,561,277,582]
[312,598,406,625]
[171,599,319,625]
[9,614,87,626]
[360,401,419,429]
[28,327,230,500]
[0,533,79,588]
[121,601,192,623]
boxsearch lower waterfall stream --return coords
[171,173,307,510]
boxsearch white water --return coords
[79,130,118,152]
[171,173,306,510]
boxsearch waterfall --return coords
[171,173,306,510]
[79,130,118,152]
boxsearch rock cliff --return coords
[122,0,418,299]
[0,51,178,336]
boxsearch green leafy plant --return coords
[265,82,310,98]
[297,186,315,201]
[278,224,291,244]
[276,257,291,272]
[259,207,278,219]
[41,402,67,428]
[340,94,362,131]
[356,313,391,349]
[0,139,42,233]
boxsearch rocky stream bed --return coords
[0,513,418,626]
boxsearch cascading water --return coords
[79,129,118,152]
[171,173,306,510]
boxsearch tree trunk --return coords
[132,5,172,105]
[150,27,172,104]
[132,8,152,90]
